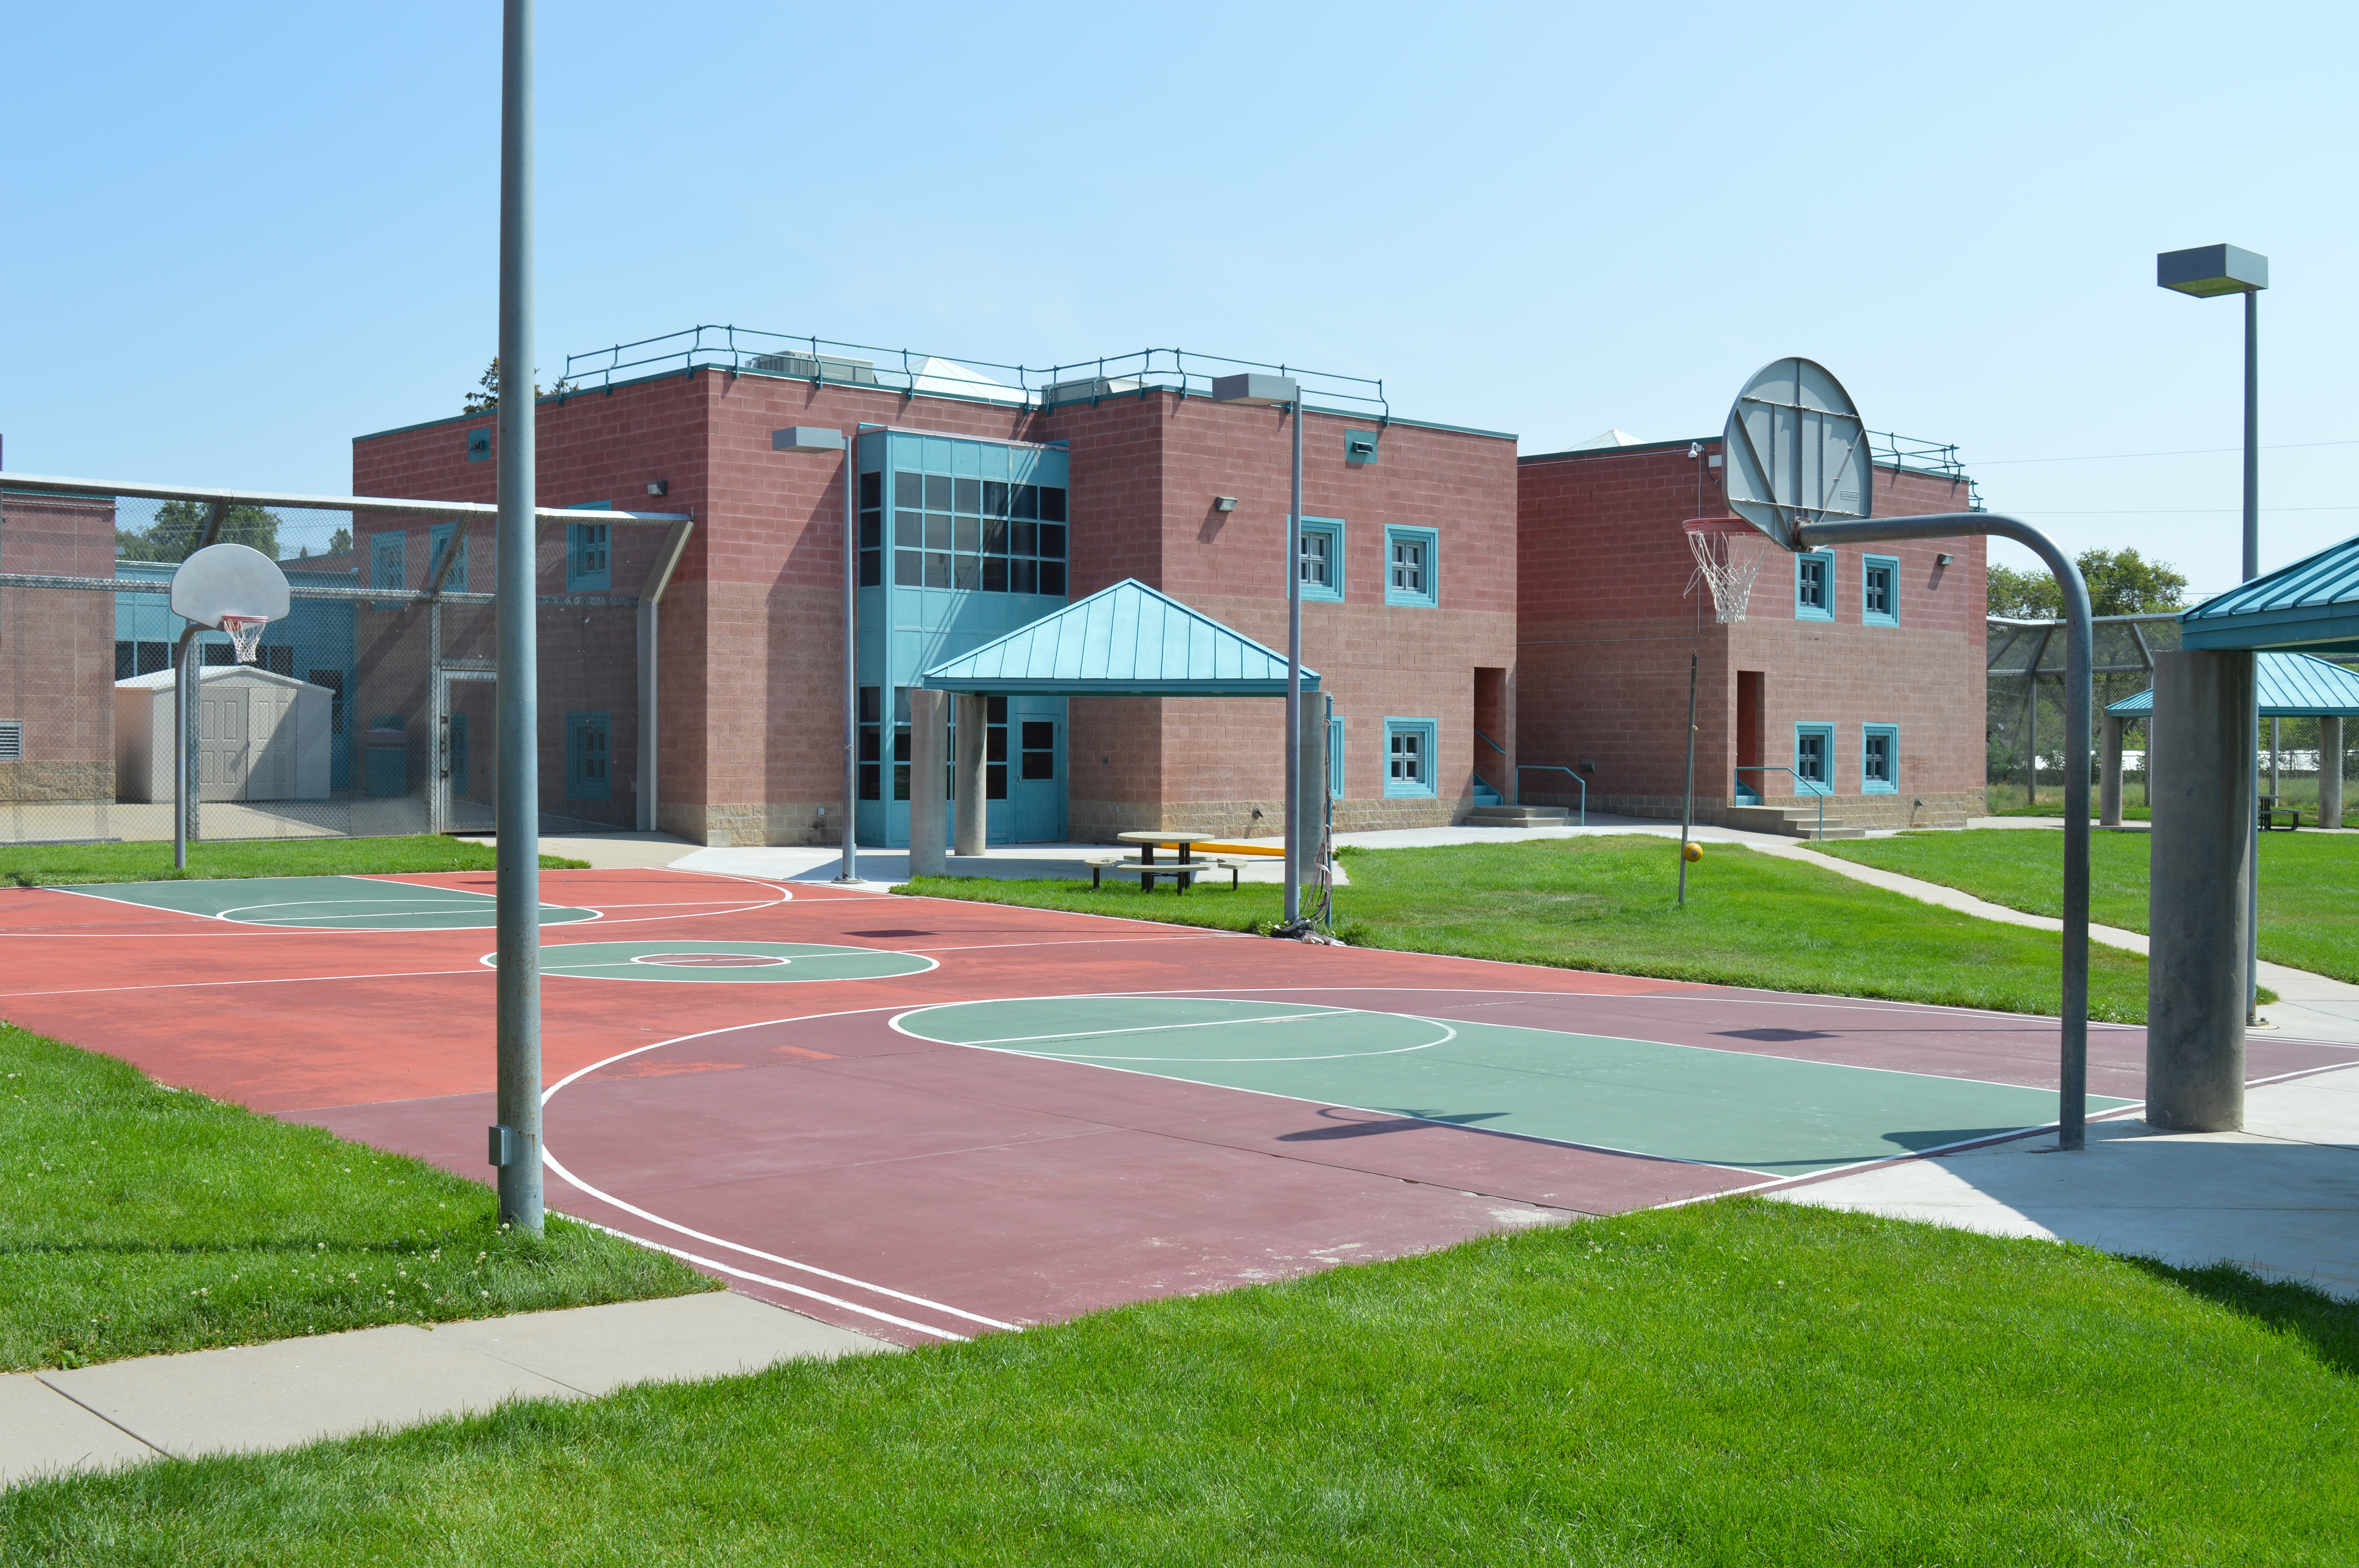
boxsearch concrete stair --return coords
[1720,804,1868,839]
[1466,804,1575,828]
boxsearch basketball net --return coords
[1683,520,1767,624]
[220,614,269,665]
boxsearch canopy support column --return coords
[954,692,987,857]
[909,689,948,878]
[2322,716,2345,828]
[2147,649,2252,1132]
[2099,713,2123,828]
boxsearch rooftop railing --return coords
[560,327,1392,423]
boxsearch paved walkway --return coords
[1,1291,884,1490]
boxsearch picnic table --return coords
[1115,830,1220,867]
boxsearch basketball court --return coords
[6,864,2350,1346]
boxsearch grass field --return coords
[904,835,2155,1022]
[5,1200,2354,1564]
[0,835,589,887]
[1986,779,2356,827]
[1810,829,2359,984]
[0,1024,714,1372]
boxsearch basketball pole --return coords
[1801,513,2092,1151]
[491,0,544,1236]
[1677,653,1696,906]
[1283,389,1304,928]
[170,502,226,871]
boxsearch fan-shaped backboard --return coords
[1721,358,1873,550]
[170,542,290,629]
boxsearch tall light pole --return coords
[2159,243,2269,1021]
[1212,372,1305,927]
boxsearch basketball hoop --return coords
[1683,518,1768,624]
[220,614,269,665]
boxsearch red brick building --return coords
[352,340,1519,845]
[1516,437,1986,831]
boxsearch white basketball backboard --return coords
[169,542,290,629]
[1721,358,1874,550]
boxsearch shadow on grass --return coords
[2125,1254,2359,1376]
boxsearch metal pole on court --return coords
[1677,653,1697,906]
[2243,283,2260,1022]
[492,0,543,1236]
[1284,390,1304,927]
[838,441,861,882]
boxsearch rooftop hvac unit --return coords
[746,351,879,385]
[1044,376,1143,405]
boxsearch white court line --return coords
[912,1007,1361,1048]
[0,967,493,1000]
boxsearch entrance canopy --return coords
[2108,651,2359,719]
[2180,533,2359,653]
[918,578,1320,697]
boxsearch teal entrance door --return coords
[864,692,1067,848]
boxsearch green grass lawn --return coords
[903,835,2153,1022]
[1986,780,2356,827]
[1810,829,2359,984]
[0,1024,714,1372]
[6,1200,2354,1564]
[0,834,589,887]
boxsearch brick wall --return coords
[0,494,117,801]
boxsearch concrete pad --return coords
[38,1321,575,1459]
[1774,1069,2359,1298]
[530,830,702,869]
[0,1374,160,1489]
[429,1290,886,1396]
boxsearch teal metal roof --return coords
[918,578,1319,696]
[2180,533,2359,653]
[2107,651,2359,717]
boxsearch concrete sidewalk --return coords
[0,1290,885,1491]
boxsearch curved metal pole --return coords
[1284,397,1303,926]
[1799,512,2092,1150]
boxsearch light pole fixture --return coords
[774,425,860,882]
[1212,371,1305,927]
[2158,241,2269,1023]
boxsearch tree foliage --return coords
[1988,549,2188,620]
[114,500,282,564]
[463,357,569,413]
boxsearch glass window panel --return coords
[1013,484,1038,521]
[1012,559,1038,594]
[987,695,1007,723]
[893,688,912,722]
[925,515,951,550]
[1013,520,1036,555]
[982,556,1008,592]
[983,481,1009,516]
[893,726,911,762]
[858,763,881,800]
[1391,540,1425,593]
[1039,561,1066,596]
[858,729,880,762]
[860,514,880,549]
[954,554,981,590]
[986,764,1008,800]
[1039,487,1066,522]
[895,550,922,585]
[892,762,910,800]
[925,552,952,588]
[1021,720,1054,750]
[896,510,923,545]
[893,471,923,508]
[954,517,980,553]
[983,518,1008,554]
[954,477,982,514]
[859,472,881,509]
[1037,524,1066,559]
[859,550,881,587]
[1021,751,1054,780]
[987,728,1008,762]
[1301,533,1330,586]
[924,474,953,511]
[858,686,880,723]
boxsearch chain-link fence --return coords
[0,481,688,848]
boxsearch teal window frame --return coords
[1861,724,1898,793]
[1328,713,1346,798]
[1862,554,1898,626]
[428,522,467,593]
[566,501,612,593]
[1299,516,1345,602]
[565,710,611,801]
[369,530,405,591]
[1385,526,1438,608]
[1383,716,1438,799]
[1794,722,1834,795]
[1795,550,1834,621]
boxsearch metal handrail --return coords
[1516,764,1586,826]
[1736,765,1826,840]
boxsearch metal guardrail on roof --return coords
[559,327,1392,423]
[1869,432,1983,510]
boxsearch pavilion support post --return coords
[2321,716,2345,828]
[2146,649,2252,1132]
[907,689,948,878]
[953,692,987,857]
[2099,714,2124,827]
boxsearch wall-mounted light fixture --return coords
[1580,759,1596,775]
[1936,553,1954,566]
[1214,495,1238,512]
[646,479,669,497]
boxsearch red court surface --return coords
[6,866,2352,1346]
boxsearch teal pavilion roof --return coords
[918,578,1320,696]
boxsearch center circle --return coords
[630,952,791,968]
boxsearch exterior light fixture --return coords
[1937,553,1954,566]
[1214,496,1238,512]
[772,427,847,454]
[645,479,669,497]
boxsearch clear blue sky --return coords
[5,2,2350,594]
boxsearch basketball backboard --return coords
[170,542,290,629]
[1720,358,1873,550]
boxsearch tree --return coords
[464,357,571,413]
[114,500,282,563]
[1986,549,2187,620]
[328,526,353,556]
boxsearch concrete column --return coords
[953,692,988,857]
[907,688,947,878]
[2321,715,2345,828]
[2146,649,2254,1132]
[2099,713,2123,828]
[1295,693,1329,870]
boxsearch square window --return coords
[983,518,1008,554]
[1037,524,1066,559]
[1012,559,1038,594]
[860,550,882,587]
[1038,561,1066,596]
[1299,517,1345,602]
[925,552,952,588]
[894,550,922,586]
[1862,724,1898,793]
[954,517,980,553]
[858,472,881,509]
[1863,555,1899,626]
[566,503,612,592]
[858,514,880,550]
[1794,723,1834,794]
[954,554,981,590]
[925,515,951,551]
[1384,526,1438,607]
[429,523,466,593]
[923,474,953,511]
[1012,485,1038,521]
[983,480,1009,516]
[982,556,1008,592]
[1021,720,1054,750]
[1013,520,1037,556]
[1795,550,1834,621]
[954,477,982,514]
[895,510,923,546]
[1384,717,1438,798]
[893,471,923,509]
[1038,487,1067,523]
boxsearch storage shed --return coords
[115,666,332,802]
